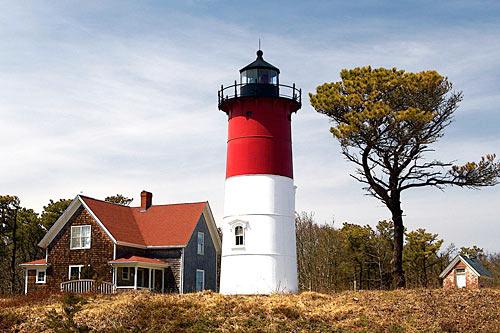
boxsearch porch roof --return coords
[108,256,168,268]
[19,259,49,268]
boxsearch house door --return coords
[456,269,466,288]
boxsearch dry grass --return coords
[1,288,499,332]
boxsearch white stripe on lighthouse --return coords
[219,174,298,294]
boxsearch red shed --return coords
[440,254,493,289]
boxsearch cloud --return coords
[0,1,499,251]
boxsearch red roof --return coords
[109,256,167,265]
[20,259,47,266]
[80,196,206,247]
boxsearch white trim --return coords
[439,255,481,278]
[162,269,165,293]
[134,267,138,290]
[78,196,117,243]
[38,195,117,249]
[70,225,92,250]
[108,261,168,269]
[115,241,185,249]
[202,203,222,254]
[35,269,47,284]
[196,269,205,291]
[24,270,28,294]
[19,263,49,268]
[68,265,84,280]
[180,248,184,294]
[38,196,81,248]
[113,244,116,260]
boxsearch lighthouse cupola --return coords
[239,50,279,97]
[218,50,301,295]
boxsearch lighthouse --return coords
[218,50,301,294]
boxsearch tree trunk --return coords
[391,205,406,288]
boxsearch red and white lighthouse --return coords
[218,50,301,294]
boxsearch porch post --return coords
[24,269,28,295]
[148,268,152,290]
[134,266,138,290]
[113,266,117,287]
[152,269,155,291]
[161,269,165,293]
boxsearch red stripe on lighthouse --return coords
[225,97,296,179]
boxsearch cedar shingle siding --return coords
[28,207,114,293]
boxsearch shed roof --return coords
[439,254,493,278]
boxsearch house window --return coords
[195,269,205,291]
[197,232,205,255]
[235,226,244,246]
[122,267,130,281]
[70,225,91,249]
[36,269,46,284]
[69,265,83,280]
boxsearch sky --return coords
[1,1,499,251]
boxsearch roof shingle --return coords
[80,196,206,247]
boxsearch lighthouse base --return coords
[219,174,298,295]
[220,254,297,294]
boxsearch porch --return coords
[109,256,169,293]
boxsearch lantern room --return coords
[218,50,301,111]
[240,50,279,85]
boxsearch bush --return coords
[44,293,90,333]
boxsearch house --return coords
[20,191,221,294]
[439,254,493,289]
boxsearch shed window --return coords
[70,225,91,249]
[197,232,205,255]
[235,226,244,246]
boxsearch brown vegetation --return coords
[1,288,499,332]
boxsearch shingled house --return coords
[20,191,221,294]
[439,254,493,289]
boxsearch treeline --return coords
[0,196,72,294]
[296,212,500,292]
[1,195,499,294]
[0,194,132,295]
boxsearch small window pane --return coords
[71,237,81,249]
[82,237,91,248]
[72,227,81,237]
[82,226,91,237]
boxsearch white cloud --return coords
[0,2,499,251]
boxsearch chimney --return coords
[140,191,152,211]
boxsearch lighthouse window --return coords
[241,69,258,84]
[235,226,244,246]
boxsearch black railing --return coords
[218,82,301,108]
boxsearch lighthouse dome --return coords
[240,50,279,85]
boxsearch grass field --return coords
[1,288,499,332]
